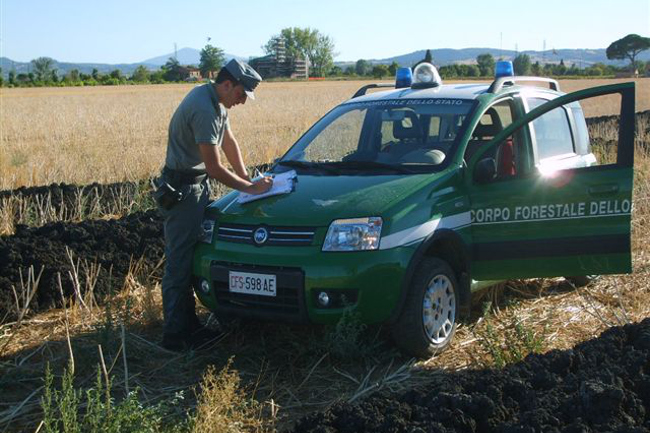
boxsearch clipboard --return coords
[237,170,297,204]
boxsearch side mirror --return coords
[474,158,497,184]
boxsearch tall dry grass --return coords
[2,78,648,190]
[0,82,361,190]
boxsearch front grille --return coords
[210,262,305,320]
[217,223,316,246]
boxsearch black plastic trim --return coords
[473,234,630,261]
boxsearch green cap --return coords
[224,59,262,100]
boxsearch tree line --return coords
[2,33,647,87]
[0,44,227,88]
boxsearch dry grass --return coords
[2,78,649,190]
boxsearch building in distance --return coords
[249,38,309,79]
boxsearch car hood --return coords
[207,173,440,226]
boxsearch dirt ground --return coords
[0,209,164,321]
[292,318,650,433]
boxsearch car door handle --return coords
[588,184,619,195]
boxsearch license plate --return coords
[228,271,277,297]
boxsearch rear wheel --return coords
[391,257,458,358]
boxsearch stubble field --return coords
[2,78,649,190]
[0,78,649,432]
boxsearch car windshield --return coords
[278,98,474,174]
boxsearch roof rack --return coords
[352,83,395,98]
[487,76,560,94]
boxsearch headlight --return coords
[322,217,382,251]
[199,219,215,244]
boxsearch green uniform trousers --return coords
[158,179,209,337]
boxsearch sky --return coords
[1,0,649,64]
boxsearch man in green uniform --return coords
[156,59,272,352]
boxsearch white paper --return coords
[237,170,297,204]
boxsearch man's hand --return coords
[244,176,273,195]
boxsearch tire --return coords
[391,257,458,358]
[565,275,599,288]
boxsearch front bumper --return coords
[192,240,417,325]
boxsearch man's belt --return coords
[162,167,208,185]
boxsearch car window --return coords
[303,108,367,162]
[528,98,575,160]
[465,99,521,179]
[570,104,591,155]
[281,99,473,172]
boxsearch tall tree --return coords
[199,44,224,79]
[162,57,182,82]
[476,53,495,76]
[606,34,650,69]
[263,27,336,76]
[355,59,371,76]
[66,69,80,82]
[309,34,335,77]
[372,64,389,78]
[31,57,55,81]
[388,61,399,76]
[513,53,531,75]
[131,65,150,83]
[263,28,313,61]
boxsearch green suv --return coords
[192,62,635,357]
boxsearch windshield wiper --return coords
[276,160,341,174]
[325,160,416,173]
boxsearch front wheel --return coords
[391,257,458,358]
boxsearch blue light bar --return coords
[395,67,412,88]
[495,61,514,78]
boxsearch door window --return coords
[466,99,520,179]
[528,98,575,160]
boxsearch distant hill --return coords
[0,58,160,77]
[3,46,648,79]
[337,48,650,68]
[0,47,246,78]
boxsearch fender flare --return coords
[388,228,472,323]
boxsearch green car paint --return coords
[191,70,635,356]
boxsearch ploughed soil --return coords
[0,180,143,202]
[293,319,650,433]
[0,210,164,321]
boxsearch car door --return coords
[466,82,634,280]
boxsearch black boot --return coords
[188,313,222,350]
[160,331,189,352]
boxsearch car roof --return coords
[343,82,563,105]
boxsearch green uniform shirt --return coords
[165,83,230,172]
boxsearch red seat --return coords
[497,138,516,177]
